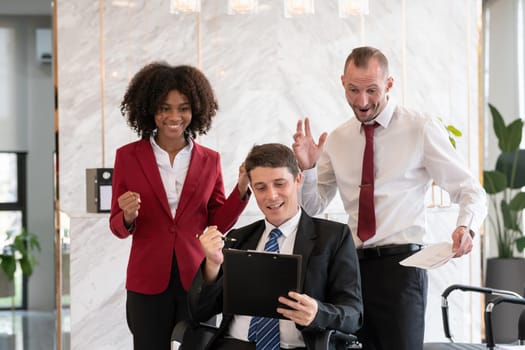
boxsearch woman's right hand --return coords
[118,191,141,227]
[237,162,250,199]
[198,226,224,266]
[198,226,224,282]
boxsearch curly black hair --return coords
[120,62,219,139]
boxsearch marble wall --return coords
[57,0,483,348]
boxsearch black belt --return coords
[357,244,422,260]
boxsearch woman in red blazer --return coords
[109,63,250,350]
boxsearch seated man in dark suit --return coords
[188,143,363,350]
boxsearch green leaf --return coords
[447,125,463,137]
[516,236,525,252]
[501,200,518,230]
[489,103,508,150]
[28,235,41,251]
[0,256,16,281]
[13,236,27,255]
[483,170,507,194]
[510,192,525,211]
[19,256,34,276]
[500,119,524,152]
[5,230,16,240]
[496,150,525,188]
[449,137,456,149]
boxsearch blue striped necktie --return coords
[247,228,282,350]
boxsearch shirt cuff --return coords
[125,221,135,232]
[302,167,318,183]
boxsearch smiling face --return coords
[154,90,192,144]
[249,166,302,228]
[341,57,393,123]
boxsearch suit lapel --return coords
[136,139,172,218]
[237,221,265,250]
[293,211,317,290]
[175,142,210,221]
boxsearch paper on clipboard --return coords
[399,242,455,269]
[222,249,302,319]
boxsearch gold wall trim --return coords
[478,0,484,183]
[467,0,473,169]
[52,1,62,349]
[99,0,106,167]
[477,0,486,339]
[401,0,407,105]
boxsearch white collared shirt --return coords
[150,135,193,218]
[227,209,305,349]
[300,98,487,248]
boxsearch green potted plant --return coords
[0,228,41,298]
[483,103,525,257]
[483,102,525,342]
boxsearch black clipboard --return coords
[222,248,302,319]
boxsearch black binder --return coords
[222,248,302,319]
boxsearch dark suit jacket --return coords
[188,210,363,349]
[109,139,249,294]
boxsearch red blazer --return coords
[109,139,248,294]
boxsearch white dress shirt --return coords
[301,98,487,248]
[227,208,306,349]
[150,135,193,218]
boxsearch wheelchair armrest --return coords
[171,319,219,350]
[314,329,361,349]
[171,320,190,343]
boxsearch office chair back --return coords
[424,284,525,350]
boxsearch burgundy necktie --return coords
[357,123,379,242]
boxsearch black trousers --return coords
[214,338,256,350]
[126,256,189,350]
[356,252,428,350]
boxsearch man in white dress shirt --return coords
[292,46,487,350]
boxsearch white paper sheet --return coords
[399,242,455,269]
